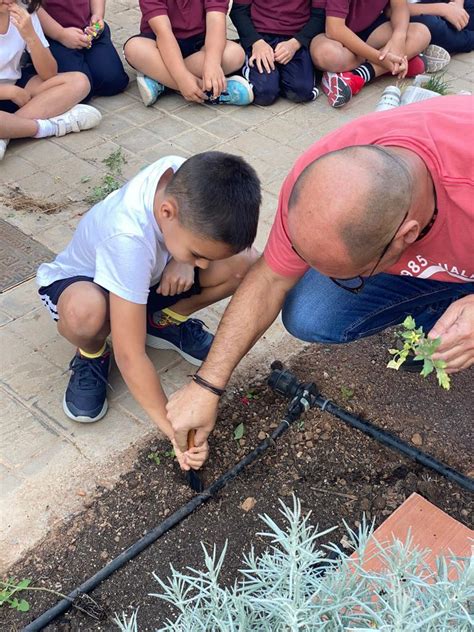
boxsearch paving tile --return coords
[0,154,41,184]
[143,115,191,139]
[201,115,249,139]
[115,126,163,154]
[172,128,221,153]
[173,103,224,126]
[0,278,39,319]
[139,141,191,163]
[118,103,166,126]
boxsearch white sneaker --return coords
[423,45,451,73]
[0,139,9,161]
[48,104,102,137]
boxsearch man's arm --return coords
[166,256,301,457]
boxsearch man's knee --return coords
[281,295,347,344]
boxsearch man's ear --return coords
[398,219,420,246]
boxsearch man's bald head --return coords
[288,145,414,274]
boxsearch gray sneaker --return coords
[423,45,451,73]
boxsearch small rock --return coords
[373,496,386,511]
[241,497,257,512]
[461,509,469,518]
[360,498,371,512]
[306,440,314,448]
[269,422,278,429]
[321,432,331,441]
[100,551,108,560]
[304,431,312,441]
[77,489,86,497]
[411,433,423,447]
[114,536,120,542]
[257,431,267,441]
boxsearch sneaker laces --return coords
[66,354,113,391]
[179,318,210,347]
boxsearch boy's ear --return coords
[158,196,179,221]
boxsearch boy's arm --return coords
[150,15,206,103]
[274,7,326,64]
[38,7,90,48]
[87,0,106,34]
[203,11,227,97]
[230,0,275,72]
[408,1,470,30]
[9,5,57,79]
[0,84,30,106]
[325,15,391,65]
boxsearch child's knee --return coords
[63,71,91,99]
[311,39,347,72]
[223,41,245,71]
[409,22,431,48]
[59,293,107,337]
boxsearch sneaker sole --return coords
[146,334,203,367]
[63,394,108,423]
[322,74,352,108]
[136,75,158,107]
[223,75,254,105]
[423,45,451,73]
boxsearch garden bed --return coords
[3,329,473,631]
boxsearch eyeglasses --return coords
[330,211,409,294]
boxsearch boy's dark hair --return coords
[166,152,261,252]
[23,0,42,13]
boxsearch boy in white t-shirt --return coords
[0,0,102,160]
[37,151,261,470]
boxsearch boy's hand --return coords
[171,438,209,471]
[8,4,36,42]
[249,39,275,73]
[202,60,226,99]
[6,85,31,107]
[443,2,470,30]
[59,26,91,49]
[157,260,194,296]
[379,36,407,75]
[177,72,206,103]
[274,38,301,65]
[84,16,105,38]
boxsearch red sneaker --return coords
[321,72,365,108]
[406,55,426,78]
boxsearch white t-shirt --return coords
[0,11,49,84]
[37,156,187,304]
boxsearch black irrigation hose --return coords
[22,408,302,631]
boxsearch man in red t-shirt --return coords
[165,96,474,469]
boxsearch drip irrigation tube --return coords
[23,362,473,630]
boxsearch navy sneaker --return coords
[146,312,214,366]
[63,346,111,422]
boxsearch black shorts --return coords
[0,64,37,113]
[38,271,201,322]
[356,13,390,43]
[124,31,206,66]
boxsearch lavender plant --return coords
[115,497,473,631]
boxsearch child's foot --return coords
[146,313,214,366]
[209,76,254,106]
[63,345,111,422]
[47,104,102,137]
[0,139,9,161]
[406,55,427,78]
[422,45,451,73]
[136,72,166,106]
[322,72,364,108]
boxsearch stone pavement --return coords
[0,1,472,571]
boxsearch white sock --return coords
[33,119,56,139]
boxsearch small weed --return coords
[421,73,452,96]
[340,385,354,401]
[387,316,450,390]
[233,423,245,441]
[86,149,127,204]
[148,449,176,466]
[296,419,305,431]
[0,578,30,612]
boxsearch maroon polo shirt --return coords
[314,0,389,32]
[43,0,91,29]
[139,0,229,38]
[236,0,319,35]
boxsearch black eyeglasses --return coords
[330,211,409,294]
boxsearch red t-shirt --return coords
[314,0,388,32]
[264,96,474,284]
[236,0,318,36]
[43,0,91,29]
[139,0,229,38]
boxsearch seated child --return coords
[123,0,254,107]
[408,0,474,54]
[230,0,325,106]
[0,0,101,161]
[36,151,261,468]
[38,0,129,100]
[311,0,435,107]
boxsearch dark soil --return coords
[3,330,473,631]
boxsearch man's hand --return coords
[59,26,91,49]
[274,38,301,65]
[443,2,470,30]
[8,3,36,42]
[166,381,219,458]
[6,85,31,107]
[429,295,474,373]
[177,72,206,103]
[202,60,226,98]
[157,260,194,296]
[249,39,275,73]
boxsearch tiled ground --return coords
[0,0,472,570]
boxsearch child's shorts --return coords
[356,13,390,42]
[0,65,37,113]
[124,31,205,63]
[38,272,202,322]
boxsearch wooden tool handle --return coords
[187,429,196,450]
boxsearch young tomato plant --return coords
[387,316,451,390]
[0,579,30,613]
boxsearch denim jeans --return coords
[281,269,474,343]
[411,0,474,54]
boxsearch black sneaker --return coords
[146,312,214,366]
[63,346,111,422]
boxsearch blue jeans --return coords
[281,269,474,343]
[411,0,474,54]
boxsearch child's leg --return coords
[279,47,318,103]
[0,111,38,139]
[310,33,363,72]
[411,13,474,54]
[17,72,91,120]
[47,39,93,101]
[365,22,431,77]
[84,24,130,97]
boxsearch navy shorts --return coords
[356,13,390,42]
[124,31,206,65]
[38,271,201,322]
[0,64,37,113]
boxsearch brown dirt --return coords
[0,186,67,214]
[2,330,473,631]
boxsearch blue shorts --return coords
[356,13,390,42]
[124,31,206,65]
[38,272,201,322]
[0,64,37,113]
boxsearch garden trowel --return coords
[186,429,204,493]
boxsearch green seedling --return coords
[147,449,176,466]
[387,316,450,390]
[421,72,452,96]
[340,385,354,401]
[86,149,127,204]
[233,423,245,441]
[0,578,30,612]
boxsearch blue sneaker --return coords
[146,313,214,366]
[136,72,165,107]
[63,346,111,422]
[209,75,253,106]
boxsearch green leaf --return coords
[15,579,31,590]
[233,423,245,441]
[420,359,434,377]
[387,359,402,370]
[9,598,19,609]
[340,386,354,400]
[403,316,416,330]
[436,370,451,390]
[17,599,30,612]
